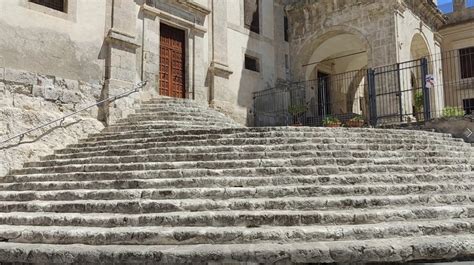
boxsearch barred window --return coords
[459,47,474,79]
[244,0,260,34]
[29,0,66,13]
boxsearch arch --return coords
[292,24,372,81]
[410,32,431,61]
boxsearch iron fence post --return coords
[367,68,377,127]
[420,57,431,121]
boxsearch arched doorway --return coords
[303,32,369,123]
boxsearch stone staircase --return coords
[0,97,473,264]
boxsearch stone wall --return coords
[0,68,105,177]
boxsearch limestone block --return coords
[43,87,62,101]
[36,75,54,87]
[64,79,79,91]
[4,68,36,85]
[60,90,82,104]
[0,67,4,81]
[32,85,44,98]
[9,84,32,95]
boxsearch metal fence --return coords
[253,47,474,127]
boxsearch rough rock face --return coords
[0,97,473,264]
[0,69,105,177]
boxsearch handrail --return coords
[1,80,148,146]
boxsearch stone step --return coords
[0,193,470,214]
[117,113,236,124]
[103,122,240,133]
[57,139,471,156]
[135,108,228,115]
[0,183,471,201]
[125,111,233,120]
[30,150,472,168]
[0,205,470,227]
[6,165,470,183]
[0,235,471,264]
[88,127,456,139]
[0,172,471,191]
[48,143,471,160]
[12,157,470,175]
[77,131,465,146]
[0,218,471,246]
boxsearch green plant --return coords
[442,107,465,118]
[288,104,307,116]
[350,114,364,122]
[414,90,424,113]
[322,115,341,126]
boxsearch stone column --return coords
[209,0,233,109]
[100,0,141,125]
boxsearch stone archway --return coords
[296,27,370,120]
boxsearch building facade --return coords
[0,0,473,175]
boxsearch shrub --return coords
[442,107,465,118]
[322,115,341,126]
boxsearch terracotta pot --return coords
[346,120,364,127]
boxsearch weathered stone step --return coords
[6,165,470,183]
[12,157,469,175]
[103,122,240,133]
[0,235,471,264]
[124,111,233,120]
[114,115,236,125]
[0,193,470,214]
[0,183,472,201]
[0,205,470,227]
[0,173,471,191]
[30,150,472,168]
[58,139,471,156]
[0,219,471,246]
[135,108,229,115]
[48,143,471,161]
[89,127,456,139]
[78,131,464,146]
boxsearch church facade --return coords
[0,0,473,175]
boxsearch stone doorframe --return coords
[141,3,208,101]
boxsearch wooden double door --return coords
[159,23,186,98]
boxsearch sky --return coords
[437,0,474,13]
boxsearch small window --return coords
[244,0,260,34]
[459,47,474,79]
[245,55,259,72]
[284,16,289,42]
[29,0,66,13]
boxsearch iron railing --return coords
[254,69,368,127]
[0,80,148,146]
[253,47,474,127]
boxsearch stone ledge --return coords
[141,4,207,34]
[105,29,141,49]
[176,0,211,15]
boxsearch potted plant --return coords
[346,115,365,127]
[414,90,424,122]
[322,115,342,127]
[288,104,307,126]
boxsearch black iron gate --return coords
[254,48,474,128]
[368,58,431,126]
